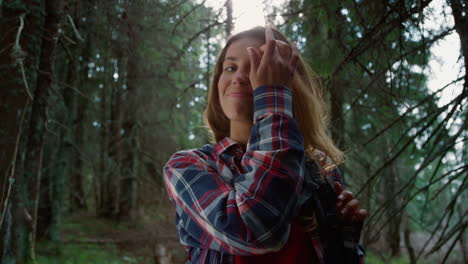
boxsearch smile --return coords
[228,92,252,97]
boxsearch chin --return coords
[226,112,253,122]
[222,105,252,121]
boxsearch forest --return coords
[0,0,466,263]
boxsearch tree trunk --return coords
[97,25,118,217]
[448,0,468,91]
[97,70,112,217]
[118,6,141,220]
[327,3,346,152]
[23,0,65,256]
[0,1,49,262]
[460,231,467,264]
[0,10,31,262]
[403,210,416,264]
[205,25,211,91]
[69,1,91,211]
[225,0,233,37]
[383,138,402,256]
[108,55,123,218]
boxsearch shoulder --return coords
[165,144,215,169]
[169,144,213,160]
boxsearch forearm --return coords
[164,85,305,255]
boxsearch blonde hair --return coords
[204,26,344,167]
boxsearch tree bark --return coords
[97,68,112,217]
[403,211,416,264]
[0,0,46,262]
[108,52,123,219]
[61,1,87,212]
[383,139,402,257]
[118,4,141,220]
[69,0,90,211]
[327,2,347,152]
[23,0,65,255]
[225,0,233,37]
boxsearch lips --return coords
[227,92,252,97]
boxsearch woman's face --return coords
[218,37,263,123]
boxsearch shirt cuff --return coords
[253,85,293,120]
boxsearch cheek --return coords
[218,74,228,91]
[218,75,228,100]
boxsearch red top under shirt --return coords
[234,220,321,264]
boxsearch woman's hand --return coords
[246,26,299,89]
[334,182,368,223]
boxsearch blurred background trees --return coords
[0,0,465,263]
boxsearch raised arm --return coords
[164,85,304,255]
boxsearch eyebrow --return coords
[224,56,238,62]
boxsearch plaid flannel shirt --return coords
[164,85,364,264]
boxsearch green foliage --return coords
[36,215,144,264]
[36,242,142,264]
[274,0,466,258]
[366,252,410,264]
[1,0,465,263]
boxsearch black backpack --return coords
[302,160,365,264]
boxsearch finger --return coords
[334,182,343,194]
[263,26,276,59]
[276,40,291,59]
[357,209,368,222]
[289,42,299,72]
[336,191,353,209]
[351,209,368,222]
[257,47,265,59]
[341,199,360,218]
[247,47,261,70]
[265,25,276,42]
[247,47,261,84]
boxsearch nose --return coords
[233,68,250,86]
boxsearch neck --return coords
[229,120,252,149]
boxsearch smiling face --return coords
[218,37,263,123]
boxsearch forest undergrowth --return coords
[36,208,185,264]
[34,210,439,264]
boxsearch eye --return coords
[224,66,236,72]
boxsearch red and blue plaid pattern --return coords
[164,86,364,263]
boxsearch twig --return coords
[12,14,33,100]
[0,13,36,228]
[19,62,33,100]
[362,75,463,146]
[62,34,77,45]
[368,146,467,243]
[440,228,465,264]
[0,99,30,229]
[170,0,208,37]
[356,92,465,197]
[14,14,25,48]
[66,14,84,42]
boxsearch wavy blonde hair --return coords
[204,26,344,167]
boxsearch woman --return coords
[164,26,368,264]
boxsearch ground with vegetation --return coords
[35,211,425,264]
[37,211,186,264]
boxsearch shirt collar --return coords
[214,137,245,157]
